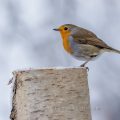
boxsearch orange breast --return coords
[60,32,72,53]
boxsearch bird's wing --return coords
[71,27,111,49]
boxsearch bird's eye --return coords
[64,27,68,30]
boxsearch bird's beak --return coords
[53,28,60,31]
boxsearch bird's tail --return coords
[106,47,120,54]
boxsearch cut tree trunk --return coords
[10,67,91,120]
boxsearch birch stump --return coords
[10,68,91,120]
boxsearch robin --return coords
[53,24,120,67]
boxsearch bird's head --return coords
[53,24,77,36]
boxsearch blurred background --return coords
[0,0,120,119]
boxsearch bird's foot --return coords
[86,67,89,71]
[80,64,89,71]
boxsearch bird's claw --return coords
[85,67,89,71]
[80,65,89,71]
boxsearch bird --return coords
[53,24,120,67]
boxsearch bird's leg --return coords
[80,59,90,70]
[80,61,89,67]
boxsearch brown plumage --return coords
[54,24,120,67]
[71,26,120,53]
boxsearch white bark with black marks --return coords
[10,68,91,120]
